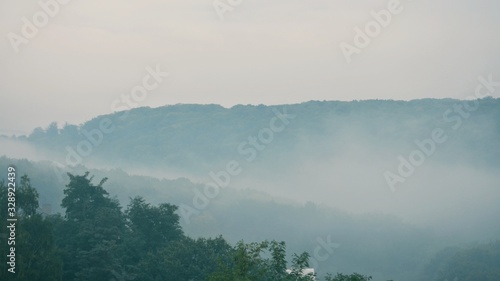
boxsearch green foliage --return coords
[0,158,441,280]
[269,241,288,280]
[288,252,315,280]
[57,172,126,281]
[2,172,396,281]
[137,236,232,281]
[431,241,500,281]
[17,175,39,217]
[324,272,372,281]
[24,100,500,171]
[61,172,115,222]
[125,196,183,252]
[0,178,63,281]
[14,215,63,281]
[209,240,316,281]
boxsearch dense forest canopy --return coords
[0,173,376,281]
[1,173,498,281]
[16,99,500,170]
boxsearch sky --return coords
[1,0,499,135]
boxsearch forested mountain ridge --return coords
[1,98,499,280]
[16,98,500,175]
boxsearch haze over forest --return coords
[1,0,500,280]
[1,98,500,280]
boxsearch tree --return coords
[122,196,185,280]
[325,272,372,281]
[435,241,500,281]
[209,240,316,281]
[137,236,233,281]
[287,252,316,281]
[125,196,183,252]
[17,175,39,217]
[269,241,288,280]
[14,215,63,281]
[61,172,114,222]
[57,172,126,281]
[45,122,59,138]
[0,177,63,281]
[2,171,384,281]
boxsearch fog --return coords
[0,137,45,161]
[1,0,499,279]
[1,99,499,280]
[227,131,500,241]
[3,100,498,245]
[1,1,500,134]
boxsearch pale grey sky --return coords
[1,0,499,134]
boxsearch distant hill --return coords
[2,98,500,280]
[18,98,500,175]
